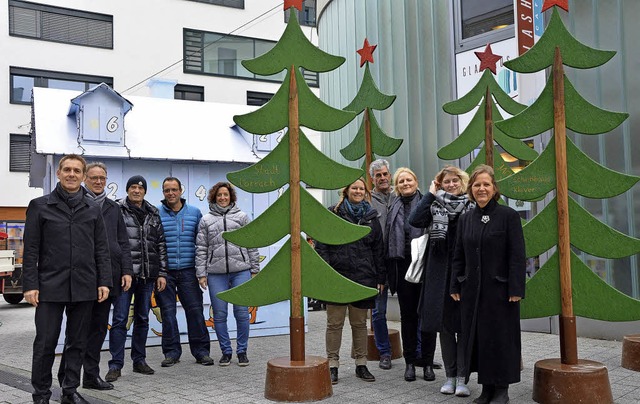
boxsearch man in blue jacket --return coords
[156,177,213,367]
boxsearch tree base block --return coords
[532,358,613,403]
[366,329,403,360]
[264,356,332,402]
[622,334,640,371]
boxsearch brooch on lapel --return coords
[481,215,490,224]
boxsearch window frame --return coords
[9,0,114,49]
[284,0,316,27]
[246,91,274,106]
[174,84,205,101]
[185,0,244,8]
[453,0,515,53]
[9,134,30,173]
[10,66,113,105]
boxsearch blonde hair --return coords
[467,164,501,202]
[435,165,469,193]
[334,178,371,213]
[392,167,418,196]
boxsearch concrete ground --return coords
[0,300,638,403]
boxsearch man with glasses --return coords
[57,162,133,392]
[156,177,213,367]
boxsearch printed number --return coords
[107,116,119,132]
[106,182,118,200]
[195,185,207,201]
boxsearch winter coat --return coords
[386,191,424,294]
[102,198,134,297]
[450,198,526,385]
[119,198,168,280]
[22,187,112,302]
[370,190,396,243]
[158,199,202,270]
[408,192,473,333]
[315,203,385,309]
[195,204,259,278]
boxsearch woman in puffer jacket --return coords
[196,182,259,367]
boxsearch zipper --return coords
[223,213,230,274]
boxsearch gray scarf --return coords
[210,202,233,215]
[85,188,107,208]
[429,190,473,241]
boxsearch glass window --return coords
[186,0,244,8]
[285,0,316,27]
[9,0,113,49]
[247,91,273,106]
[175,84,205,101]
[9,134,30,172]
[454,0,514,51]
[10,67,113,105]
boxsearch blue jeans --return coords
[372,289,391,357]
[156,267,210,361]
[108,278,154,369]
[207,270,251,355]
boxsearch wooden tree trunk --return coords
[484,87,494,168]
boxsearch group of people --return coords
[23,154,259,404]
[317,159,526,404]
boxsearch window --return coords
[454,0,514,51]
[175,84,204,101]
[186,0,244,8]
[9,134,30,172]
[285,0,316,27]
[247,91,273,106]
[184,29,319,87]
[9,0,113,49]
[10,67,113,105]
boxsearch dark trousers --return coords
[32,301,93,401]
[156,267,210,361]
[58,298,112,384]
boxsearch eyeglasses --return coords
[87,176,107,182]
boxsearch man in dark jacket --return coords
[156,177,212,367]
[106,175,167,382]
[23,154,112,404]
[57,162,133,391]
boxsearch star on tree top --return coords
[475,44,502,75]
[356,38,377,67]
[284,0,303,11]
[542,0,569,12]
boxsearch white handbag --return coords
[405,233,429,283]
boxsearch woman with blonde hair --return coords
[315,178,385,385]
[409,165,475,396]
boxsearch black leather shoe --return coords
[379,355,392,370]
[489,386,509,404]
[329,367,338,385]
[132,361,155,375]
[355,365,375,382]
[60,392,89,404]
[404,363,416,381]
[105,368,120,382]
[423,365,435,381]
[473,384,495,404]
[82,376,114,390]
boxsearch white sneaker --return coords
[440,377,456,395]
[455,377,470,397]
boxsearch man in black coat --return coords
[23,154,112,404]
[57,162,133,391]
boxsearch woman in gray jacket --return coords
[196,182,259,367]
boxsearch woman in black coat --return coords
[450,165,526,404]
[408,165,474,397]
[315,178,385,385]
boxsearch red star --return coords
[542,0,569,12]
[284,0,303,11]
[356,38,377,67]
[475,44,502,75]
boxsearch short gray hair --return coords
[86,162,108,174]
[369,159,390,179]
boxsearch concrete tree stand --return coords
[265,356,332,402]
[367,329,402,361]
[622,334,640,371]
[533,359,612,403]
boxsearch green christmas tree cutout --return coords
[217,7,377,316]
[340,39,402,175]
[440,44,538,180]
[495,5,640,322]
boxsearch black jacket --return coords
[118,198,167,280]
[22,188,112,302]
[102,198,134,296]
[315,203,385,309]
[450,199,526,385]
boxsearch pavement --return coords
[0,300,639,403]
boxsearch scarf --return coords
[127,197,147,224]
[429,190,473,242]
[55,182,84,210]
[86,188,107,208]
[387,191,422,260]
[343,199,371,222]
[210,202,233,215]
